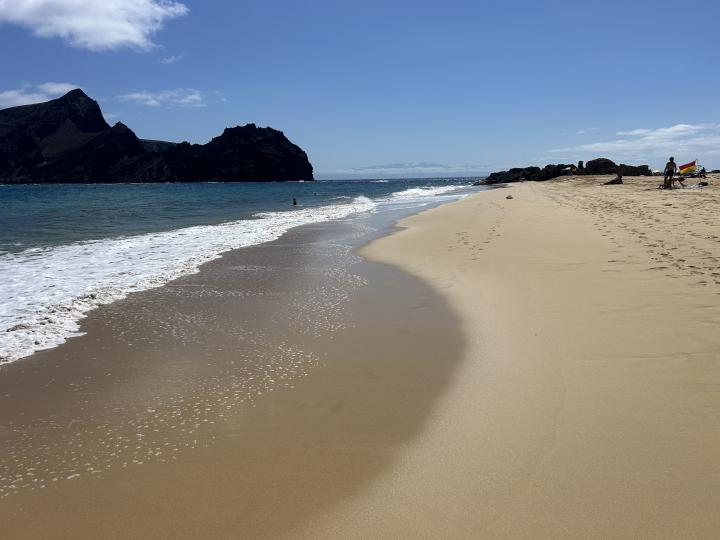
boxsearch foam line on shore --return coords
[0,196,377,364]
[1,185,469,365]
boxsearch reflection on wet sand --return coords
[1,216,465,539]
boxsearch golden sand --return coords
[291,175,720,538]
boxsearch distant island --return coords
[480,158,652,185]
[0,89,314,183]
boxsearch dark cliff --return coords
[0,89,314,183]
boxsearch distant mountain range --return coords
[0,89,314,183]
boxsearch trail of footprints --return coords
[449,203,504,261]
[547,182,720,289]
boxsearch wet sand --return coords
[0,213,465,538]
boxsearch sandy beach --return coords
[2,175,720,538]
[295,175,720,538]
[4,2,719,537]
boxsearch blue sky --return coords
[1,0,719,177]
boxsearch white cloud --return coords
[0,89,49,108]
[576,127,598,135]
[0,0,189,51]
[0,82,79,108]
[35,81,79,95]
[160,54,184,64]
[616,128,652,136]
[551,123,720,162]
[118,88,205,108]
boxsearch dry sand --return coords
[290,175,720,538]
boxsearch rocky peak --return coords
[111,122,133,134]
[50,89,109,133]
[0,90,314,183]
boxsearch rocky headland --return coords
[480,158,652,185]
[0,89,314,183]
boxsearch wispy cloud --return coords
[118,88,205,108]
[0,89,48,109]
[0,0,188,51]
[576,127,598,135]
[551,123,720,161]
[160,54,184,64]
[616,128,652,136]
[35,82,79,95]
[0,82,80,108]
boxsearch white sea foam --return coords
[0,196,376,365]
[1,184,470,365]
[388,185,464,200]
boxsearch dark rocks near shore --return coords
[582,158,651,177]
[482,157,651,185]
[482,163,573,184]
[0,89,314,183]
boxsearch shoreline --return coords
[0,182,473,365]
[0,198,469,538]
[293,175,720,538]
[2,175,719,537]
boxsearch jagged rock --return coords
[618,163,652,176]
[482,163,572,184]
[583,158,617,175]
[583,158,651,176]
[483,158,651,185]
[0,89,314,183]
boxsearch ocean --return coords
[0,178,479,364]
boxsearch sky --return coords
[1,0,719,178]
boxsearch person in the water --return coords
[293,198,297,206]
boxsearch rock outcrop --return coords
[482,158,651,185]
[0,89,314,183]
[583,158,651,177]
[482,163,574,184]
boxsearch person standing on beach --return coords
[664,157,677,189]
